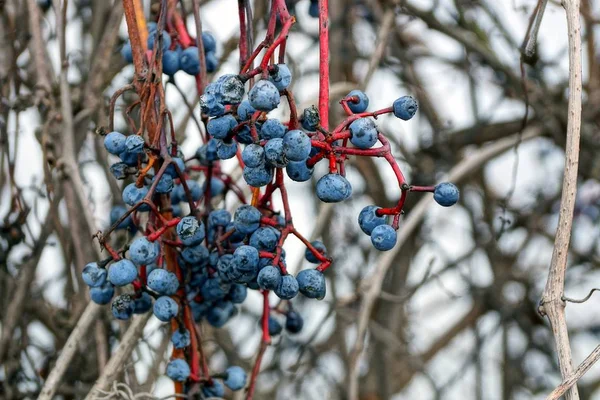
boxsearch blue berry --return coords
[300,106,319,131]
[207,114,237,139]
[268,64,292,91]
[226,223,246,243]
[123,184,148,208]
[349,118,378,149]
[216,139,238,159]
[268,316,283,336]
[111,294,135,320]
[242,144,265,168]
[275,274,299,300]
[358,205,387,235]
[346,90,369,113]
[260,119,286,140]
[119,150,140,166]
[257,265,281,290]
[147,269,179,295]
[104,131,126,155]
[224,366,247,391]
[152,174,174,194]
[201,31,217,52]
[243,164,274,187]
[203,176,225,197]
[286,160,313,182]
[370,224,397,251]
[180,47,200,75]
[162,50,180,75]
[237,100,256,120]
[235,125,254,144]
[110,162,129,180]
[134,293,153,314]
[125,135,145,154]
[305,240,326,263]
[108,259,137,286]
[208,209,231,227]
[82,262,107,287]
[205,51,218,73]
[201,277,228,301]
[229,284,247,303]
[202,380,225,397]
[147,30,171,52]
[110,205,134,230]
[231,245,259,282]
[249,226,280,251]
[129,237,160,266]
[166,359,190,381]
[234,205,262,234]
[171,329,191,349]
[283,129,311,161]
[90,282,114,305]
[121,42,133,63]
[264,138,287,168]
[215,74,245,105]
[433,182,459,207]
[153,296,179,322]
[177,216,205,246]
[285,310,304,333]
[177,180,202,202]
[316,174,352,203]
[392,96,418,120]
[200,92,225,117]
[297,269,326,299]
[181,243,208,265]
[206,301,235,327]
[248,80,280,112]
[165,157,186,178]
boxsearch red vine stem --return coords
[318,0,330,130]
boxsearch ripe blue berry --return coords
[285,310,304,333]
[205,51,218,73]
[370,224,397,251]
[208,209,232,227]
[237,100,256,120]
[305,241,327,263]
[207,114,237,139]
[264,138,287,168]
[358,205,387,235]
[260,118,286,140]
[346,90,369,113]
[206,301,235,327]
[82,262,107,287]
[243,164,274,187]
[134,293,153,314]
[181,243,209,265]
[122,183,148,208]
[249,226,280,251]
[171,329,191,349]
[268,64,292,91]
[202,31,217,53]
[268,316,283,336]
[234,205,262,234]
[248,80,280,112]
[180,47,200,75]
[147,30,171,52]
[203,176,225,197]
[308,0,319,17]
[147,268,179,295]
[229,283,248,303]
[297,269,326,299]
[153,296,179,322]
[90,282,114,305]
[316,174,352,203]
[176,216,205,246]
[201,277,229,301]
[202,380,225,398]
[111,294,135,320]
[433,182,459,207]
[166,359,190,381]
[224,366,247,391]
[257,265,281,290]
[162,50,180,75]
[286,160,314,182]
[152,174,174,194]
[349,118,378,149]
[200,92,225,117]
[121,42,133,63]
[242,144,265,168]
[125,135,145,154]
[392,96,418,120]
[283,129,311,161]
[108,259,137,286]
[104,131,126,155]
[216,139,238,160]
[165,157,186,178]
[129,237,160,266]
[275,275,299,300]
[119,150,140,167]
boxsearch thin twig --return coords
[563,288,600,304]
[546,345,600,400]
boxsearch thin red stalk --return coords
[318,0,330,130]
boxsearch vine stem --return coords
[538,1,582,399]
[318,0,330,130]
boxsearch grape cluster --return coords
[89,2,460,395]
[121,22,218,76]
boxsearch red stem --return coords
[318,0,330,130]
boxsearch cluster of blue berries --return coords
[121,23,218,76]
